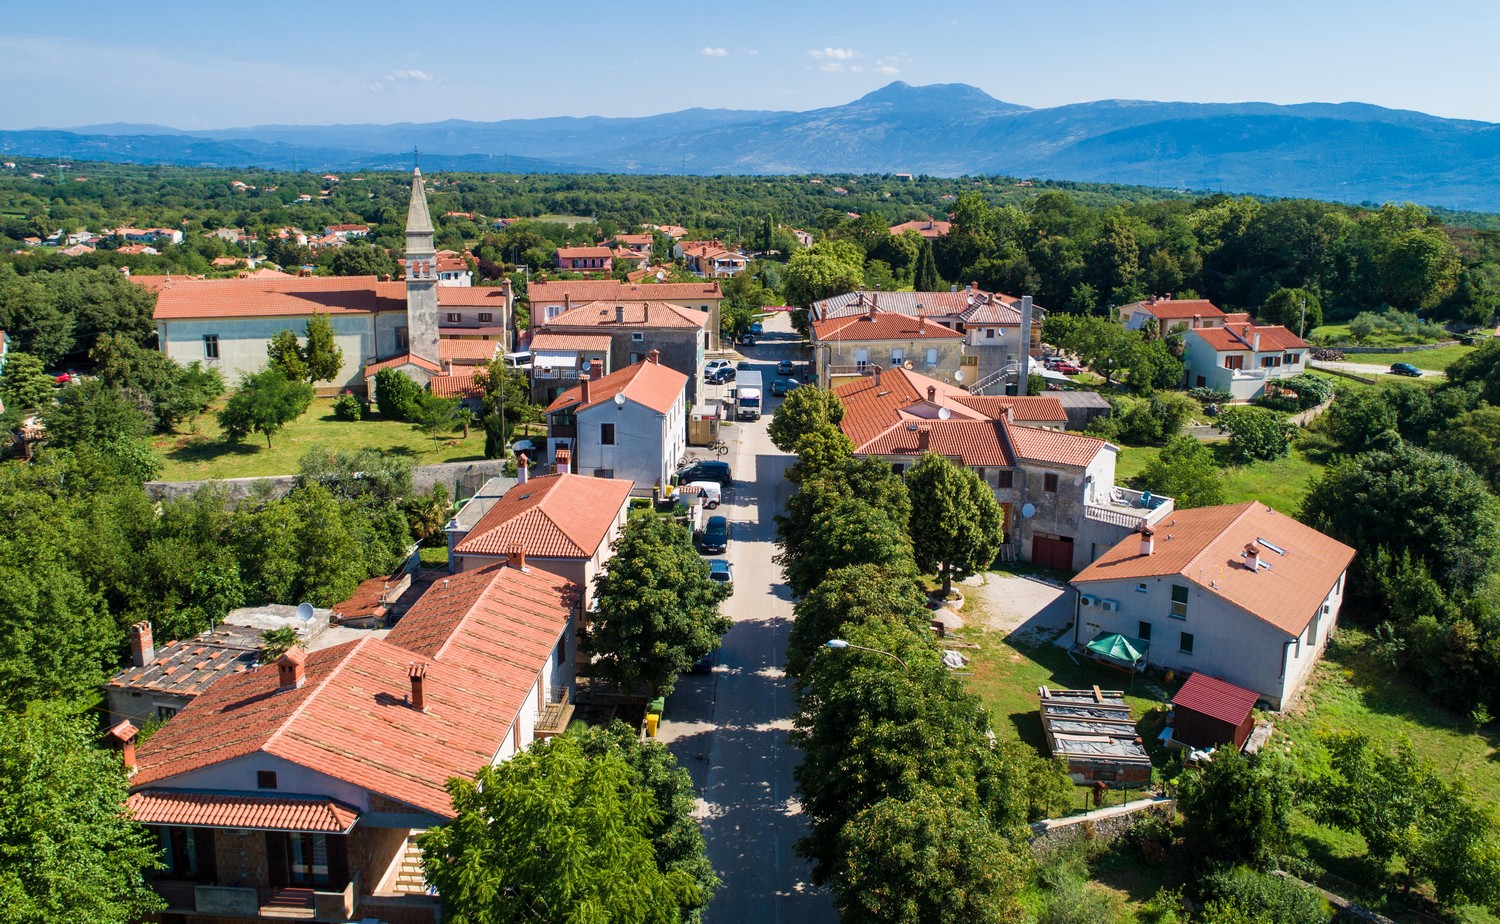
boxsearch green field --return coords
[151,398,487,480]
[1337,343,1476,371]
[1115,443,1325,515]
[534,213,595,226]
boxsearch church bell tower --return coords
[404,169,441,366]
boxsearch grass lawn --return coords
[1115,444,1325,514]
[1337,343,1475,372]
[152,398,487,480]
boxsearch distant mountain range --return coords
[5,82,1500,211]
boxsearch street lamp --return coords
[825,639,909,670]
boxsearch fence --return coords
[145,459,510,504]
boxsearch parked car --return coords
[685,481,722,508]
[705,359,732,375]
[1054,360,1083,375]
[678,460,733,486]
[738,333,757,346]
[749,322,764,335]
[707,558,734,593]
[708,366,736,384]
[1390,362,1422,377]
[690,650,715,674]
[771,378,798,396]
[698,515,729,554]
[736,360,754,370]
[777,360,796,376]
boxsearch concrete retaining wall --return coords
[146,459,509,504]
[1029,796,1173,855]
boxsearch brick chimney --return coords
[555,446,572,472]
[1244,542,1261,572]
[563,293,571,312]
[517,452,529,484]
[105,720,138,773]
[647,349,660,365]
[590,359,604,380]
[866,301,877,320]
[277,648,307,690]
[507,544,528,571]
[579,370,591,406]
[927,385,937,402]
[1139,525,1155,557]
[409,662,427,712]
[443,360,454,375]
[130,621,155,668]
[917,426,931,452]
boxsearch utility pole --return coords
[1299,293,1307,339]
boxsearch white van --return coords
[503,351,533,370]
[684,481,722,509]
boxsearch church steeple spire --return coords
[404,168,440,366]
[405,168,434,250]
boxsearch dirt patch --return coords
[971,571,1076,644]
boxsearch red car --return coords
[1053,361,1083,375]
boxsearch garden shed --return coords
[1170,672,1257,751]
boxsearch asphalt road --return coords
[658,320,837,924]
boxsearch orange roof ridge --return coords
[261,637,369,758]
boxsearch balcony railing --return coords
[1085,487,1174,529]
[535,686,574,739]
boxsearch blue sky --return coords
[4,0,1498,128]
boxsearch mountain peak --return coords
[854,81,1026,111]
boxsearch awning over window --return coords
[127,790,360,833]
[534,351,579,370]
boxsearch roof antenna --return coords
[413,146,420,171]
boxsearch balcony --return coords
[1085,487,1175,529]
[535,686,575,739]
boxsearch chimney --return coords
[129,621,155,668]
[507,544,528,571]
[409,662,428,712]
[277,648,307,690]
[1002,405,1015,423]
[927,385,937,402]
[1017,296,1034,397]
[917,426,931,452]
[555,446,572,473]
[867,301,877,320]
[590,359,604,380]
[444,360,454,375]
[517,453,529,484]
[1244,543,1261,572]
[648,349,660,365]
[1139,525,1155,557]
[874,366,882,386]
[564,293,572,312]
[580,370,592,406]
[615,304,625,324]
[105,720,139,772]
[965,282,973,294]
[1252,331,1262,352]
[871,291,878,308]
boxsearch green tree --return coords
[91,334,221,431]
[1321,387,1401,454]
[1218,407,1294,463]
[328,241,399,278]
[1378,227,1462,311]
[905,453,1005,598]
[1260,287,1323,337]
[373,367,423,421]
[768,386,845,453]
[1199,869,1331,924]
[1050,315,1142,384]
[0,704,165,924]
[1431,405,1500,491]
[217,367,314,448]
[303,312,344,383]
[782,240,865,309]
[588,515,732,696]
[266,329,308,382]
[419,731,706,924]
[0,351,54,412]
[782,495,916,599]
[785,424,857,485]
[776,456,912,578]
[40,379,151,450]
[1137,436,1227,508]
[1176,749,1295,873]
[785,563,930,681]
[411,391,458,447]
[297,445,414,505]
[914,239,941,291]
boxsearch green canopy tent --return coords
[1086,633,1148,673]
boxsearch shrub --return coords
[1187,386,1232,405]
[332,392,365,421]
[373,368,422,421]
[1200,869,1332,924]
[1218,407,1295,462]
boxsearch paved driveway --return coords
[657,316,836,924]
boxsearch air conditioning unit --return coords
[1101,599,1120,612]
[1080,594,1100,607]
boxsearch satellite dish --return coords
[1020,504,1036,519]
[937,407,952,420]
[953,369,965,383]
[655,270,666,281]
[614,392,627,407]
[295,602,315,623]
[904,360,914,370]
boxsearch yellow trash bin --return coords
[645,712,659,738]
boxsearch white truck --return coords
[736,371,763,421]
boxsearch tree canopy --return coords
[905,453,1005,597]
[217,367,314,447]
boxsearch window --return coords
[1043,472,1059,493]
[1223,355,1244,370]
[1195,375,1206,388]
[632,332,645,341]
[395,326,409,350]
[202,334,219,359]
[160,827,203,878]
[1170,585,1189,619]
[995,470,1013,489]
[985,328,995,339]
[555,635,567,666]
[925,347,938,367]
[1260,355,1281,368]
[1136,582,1148,594]
[479,312,493,323]
[257,770,278,789]
[1286,352,1301,365]
[1179,631,1195,654]
[890,348,905,366]
[446,312,462,323]
[854,348,871,370]
[1137,622,1152,642]
[286,833,331,886]
[546,304,566,320]
[600,423,615,446]
[156,705,178,720]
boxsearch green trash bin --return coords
[647,697,666,716]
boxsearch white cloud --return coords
[746,48,759,56]
[701,47,728,57]
[809,47,858,61]
[387,69,433,81]
[874,56,900,76]
[818,62,845,73]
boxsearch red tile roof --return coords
[953,394,1067,422]
[1172,672,1258,728]
[889,219,951,238]
[1073,502,1356,635]
[1005,425,1106,468]
[453,473,631,560]
[127,791,359,833]
[439,339,500,362]
[545,358,687,415]
[614,234,653,247]
[153,275,382,320]
[529,280,721,305]
[812,310,964,343]
[1191,322,1308,353]
[556,246,614,259]
[107,627,261,698]
[530,332,613,353]
[1123,298,1225,321]
[429,370,483,399]
[863,420,1014,466]
[363,353,443,376]
[546,300,708,330]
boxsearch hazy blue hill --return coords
[6,82,1498,210]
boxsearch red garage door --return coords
[1032,535,1075,571]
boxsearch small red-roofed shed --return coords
[1171,672,1259,750]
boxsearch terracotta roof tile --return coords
[546,300,708,330]
[429,369,483,399]
[556,246,614,259]
[363,353,443,376]
[545,359,686,415]
[1191,323,1308,352]
[439,339,500,362]
[453,473,631,560]
[530,332,613,353]
[1073,502,1356,635]
[813,289,1006,320]
[833,367,1073,453]
[528,280,721,305]
[1122,298,1225,321]
[953,394,1067,422]
[863,420,1014,466]
[812,310,964,342]
[1006,426,1106,468]
[127,791,359,833]
[152,275,382,320]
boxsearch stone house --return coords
[812,305,967,389]
[538,300,708,404]
[527,279,723,350]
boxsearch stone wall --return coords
[1028,796,1174,856]
[145,460,510,505]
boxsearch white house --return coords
[1119,296,1231,334]
[1182,321,1309,400]
[544,353,687,492]
[1070,502,1356,709]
